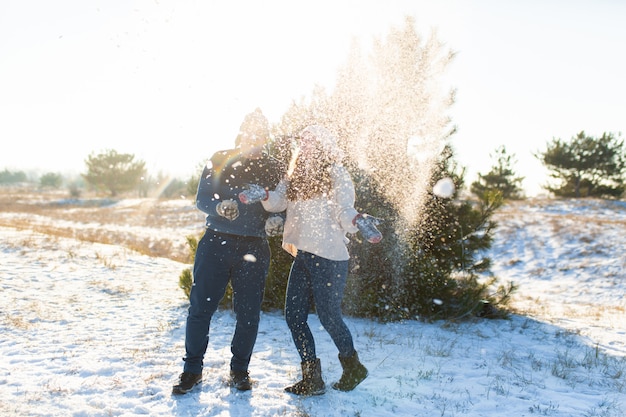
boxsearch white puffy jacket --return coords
[262,165,358,261]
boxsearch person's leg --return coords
[284,252,316,362]
[183,232,232,374]
[308,256,355,358]
[284,252,325,395]
[229,237,270,372]
[307,255,368,391]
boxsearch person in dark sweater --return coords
[172,109,284,395]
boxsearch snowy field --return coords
[1,192,625,417]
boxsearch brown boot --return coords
[229,370,252,391]
[284,358,326,396]
[332,351,368,391]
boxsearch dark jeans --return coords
[183,231,269,374]
[285,250,355,362]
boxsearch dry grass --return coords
[0,187,204,263]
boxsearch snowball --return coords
[243,254,257,262]
[433,177,455,198]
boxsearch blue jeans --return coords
[285,251,355,362]
[183,231,269,374]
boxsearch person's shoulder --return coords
[331,164,354,187]
[210,148,238,165]
[258,153,286,177]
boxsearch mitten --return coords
[264,215,284,237]
[353,214,382,243]
[216,199,239,221]
[238,184,268,204]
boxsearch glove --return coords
[353,214,382,244]
[216,199,239,221]
[265,215,284,237]
[238,184,268,204]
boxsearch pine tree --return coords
[82,149,146,197]
[398,146,511,320]
[471,145,524,201]
[39,172,63,189]
[536,131,625,198]
[346,145,512,320]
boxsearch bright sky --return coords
[1,0,625,196]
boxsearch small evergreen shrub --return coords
[177,233,233,308]
[346,146,515,321]
[179,267,193,300]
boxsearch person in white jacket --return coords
[239,125,382,395]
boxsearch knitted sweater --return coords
[196,149,283,237]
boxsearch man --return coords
[172,108,284,395]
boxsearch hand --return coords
[239,184,268,204]
[216,199,239,221]
[354,214,382,244]
[265,215,284,237]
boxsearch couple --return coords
[172,109,382,396]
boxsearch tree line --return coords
[1,149,194,199]
[3,129,624,202]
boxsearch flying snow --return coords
[243,253,257,262]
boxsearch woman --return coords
[239,125,382,395]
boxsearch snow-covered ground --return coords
[1,195,625,416]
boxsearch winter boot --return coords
[284,358,326,396]
[172,371,202,395]
[332,352,368,391]
[229,370,252,391]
